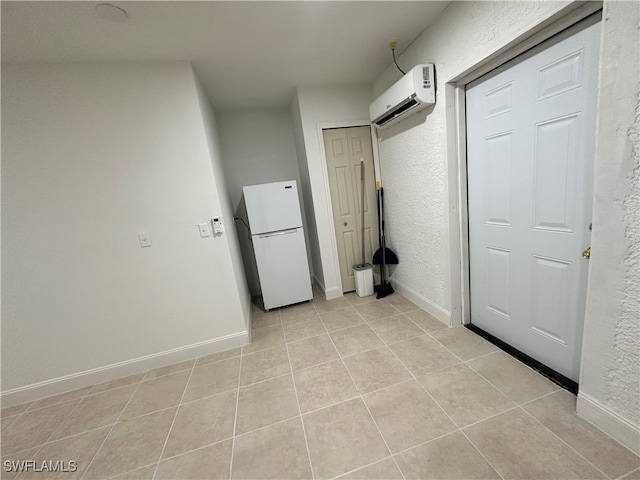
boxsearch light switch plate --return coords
[198,223,211,237]
[138,232,152,247]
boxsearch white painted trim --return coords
[317,124,344,297]
[312,275,341,300]
[577,392,640,456]
[445,83,463,327]
[324,286,342,301]
[456,86,471,326]
[446,2,603,328]
[243,293,253,336]
[313,275,327,298]
[316,120,379,298]
[391,278,451,327]
[1,331,249,407]
[369,125,382,184]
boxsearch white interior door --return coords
[466,16,601,382]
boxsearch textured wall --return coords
[372,1,569,317]
[377,113,449,310]
[579,0,640,439]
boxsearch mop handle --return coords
[360,158,365,266]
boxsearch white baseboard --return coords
[390,278,451,327]
[324,286,342,300]
[243,295,253,337]
[1,331,250,408]
[577,391,640,455]
[312,276,342,301]
[312,276,326,298]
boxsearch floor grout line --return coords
[227,351,243,479]
[158,435,232,463]
[196,351,242,367]
[299,393,362,416]
[387,429,461,458]
[104,462,158,480]
[323,313,407,480]
[458,427,507,480]
[149,360,197,480]
[232,411,302,440]
[7,403,189,463]
[285,334,316,480]
[40,397,95,448]
[375,321,509,480]
[616,466,640,480]
[403,359,508,480]
[141,362,195,382]
[365,326,462,480]
[23,387,93,414]
[518,405,613,479]
[7,294,634,480]
[467,361,562,407]
[359,395,407,480]
[518,388,564,406]
[80,376,147,480]
[327,455,396,480]
[84,374,147,398]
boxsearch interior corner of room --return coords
[1,0,638,455]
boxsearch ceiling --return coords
[1,1,449,110]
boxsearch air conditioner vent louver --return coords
[374,97,419,127]
[370,64,435,129]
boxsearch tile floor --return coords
[1,292,639,480]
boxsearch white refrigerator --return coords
[243,180,313,310]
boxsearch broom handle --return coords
[360,158,365,266]
[382,187,386,282]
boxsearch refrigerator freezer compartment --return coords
[243,180,303,235]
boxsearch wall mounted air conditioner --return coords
[370,63,436,129]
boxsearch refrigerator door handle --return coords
[258,228,298,238]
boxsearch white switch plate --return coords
[138,232,152,247]
[198,223,211,237]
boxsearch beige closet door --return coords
[323,126,378,292]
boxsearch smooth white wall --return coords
[294,85,372,298]
[217,109,307,296]
[291,94,323,289]
[194,79,251,329]
[1,62,248,400]
[372,1,571,320]
[577,1,640,454]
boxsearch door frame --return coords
[317,121,382,296]
[445,1,603,327]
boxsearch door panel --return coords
[533,114,579,232]
[324,126,378,292]
[466,16,600,381]
[485,132,513,226]
[530,255,571,344]
[324,129,358,291]
[486,247,512,318]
